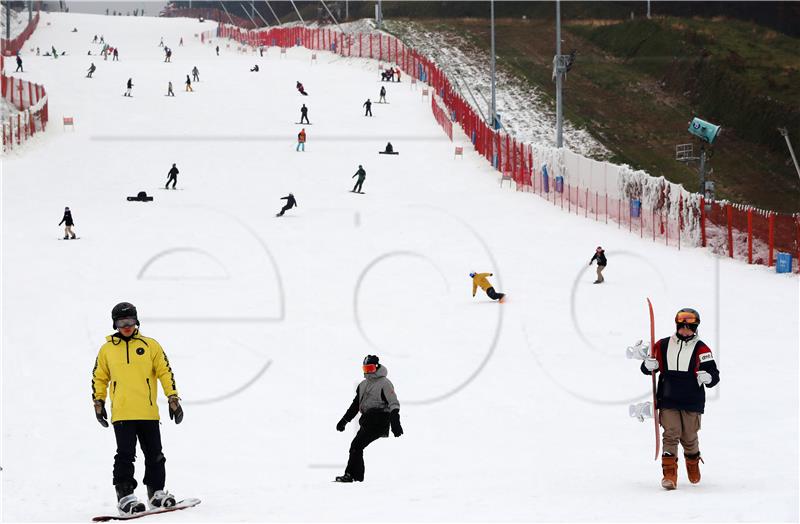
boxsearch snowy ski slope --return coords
[1,12,798,522]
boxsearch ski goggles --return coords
[362,364,378,374]
[675,311,699,325]
[115,318,137,329]
[677,322,698,332]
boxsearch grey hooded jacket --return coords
[342,365,400,422]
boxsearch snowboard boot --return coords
[117,494,146,516]
[334,473,355,483]
[70,234,76,239]
[661,453,678,490]
[63,235,69,240]
[147,487,176,509]
[685,452,704,484]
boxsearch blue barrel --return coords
[555,176,564,193]
[776,252,793,274]
[542,165,550,193]
[630,199,641,218]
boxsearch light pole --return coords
[490,0,496,128]
[555,0,563,148]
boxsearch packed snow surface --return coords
[2,12,798,522]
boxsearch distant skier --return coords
[363,99,372,117]
[334,355,403,483]
[92,302,184,516]
[87,62,96,78]
[165,163,179,189]
[299,104,309,124]
[250,64,259,72]
[191,66,199,82]
[470,272,504,302]
[185,75,193,92]
[179,37,184,46]
[159,37,164,47]
[296,129,306,152]
[124,78,133,97]
[378,86,386,103]
[51,45,58,59]
[166,81,174,96]
[93,34,98,43]
[100,35,105,43]
[15,53,23,72]
[112,48,119,61]
[215,45,219,56]
[58,206,76,239]
[640,308,720,490]
[589,246,607,284]
[259,47,264,57]
[351,165,366,193]
[296,81,308,96]
[164,47,172,63]
[394,67,401,82]
[276,193,297,217]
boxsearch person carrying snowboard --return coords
[470,272,504,302]
[378,86,386,103]
[640,308,719,490]
[58,206,76,239]
[165,163,179,189]
[296,129,306,152]
[276,193,297,217]
[335,355,403,482]
[352,165,366,193]
[299,104,309,124]
[124,78,133,97]
[91,302,184,515]
[589,246,607,284]
[363,98,372,117]
[185,74,192,92]
[87,62,96,78]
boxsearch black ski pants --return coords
[277,204,292,216]
[353,178,364,193]
[345,414,389,481]
[486,286,504,301]
[364,107,372,116]
[166,175,177,189]
[300,114,309,124]
[112,420,166,493]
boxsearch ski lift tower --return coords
[676,117,721,202]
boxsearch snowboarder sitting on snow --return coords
[299,104,309,124]
[250,64,259,72]
[92,302,183,516]
[58,206,76,239]
[335,355,403,482]
[165,163,179,188]
[471,272,504,302]
[352,165,366,193]
[87,63,96,78]
[296,81,308,95]
[383,142,394,154]
[276,193,297,217]
[589,246,607,284]
[640,308,719,491]
[296,129,306,152]
[363,99,372,117]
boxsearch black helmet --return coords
[363,355,379,366]
[111,302,139,328]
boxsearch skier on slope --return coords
[335,355,403,482]
[352,165,366,193]
[296,129,306,152]
[276,193,297,217]
[378,86,386,103]
[91,302,184,515]
[470,272,504,302]
[640,308,720,490]
[113,48,119,61]
[363,98,372,117]
[124,78,133,97]
[87,62,96,78]
[191,66,199,82]
[15,53,23,72]
[165,163,179,189]
[185,74,193,92]
[167,81,174,96]
[299,104,309,124]
[58,206,76,239]
[589,246,607,284]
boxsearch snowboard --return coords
[350,190,365,194]
[58,237,80,240]
[127,197,153,202]
[647,298,660,460]
[158,187,183,190]
[92,498,200,522]
[295,122,312,125]
[378,151,399,155]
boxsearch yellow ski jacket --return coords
[92,331,178,422]
[472,273,494,296]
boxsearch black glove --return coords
[94,399,109,427]
[336,418,347,432]
[390,409,403,437]
[168,395,183,424]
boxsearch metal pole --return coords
[289,0,304,24]
[345,0,348,20]
[253,4,270,26]
[28,0,32,23]
[490,0,496,128]
[555,0,563,148]
[647,0,651,19]
[699,147,706,194]
[219,1,235,25]
[377,0,382,29]
[264,1,281,25]
[320,1,345,34]
[239,2,257,27]
[6,1,10,40]
[778,128,800,183]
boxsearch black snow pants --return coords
[486,287,504,301]
[166,175,177,189]
[112,420,166,494]
[345,412,390,481]
[353,178,364,193]
[277,204,293,216]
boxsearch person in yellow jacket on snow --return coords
[92,302,183,516]
[470,272,505,302]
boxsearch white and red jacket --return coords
[641,334,720,413]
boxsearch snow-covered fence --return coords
[1,9,39,56]
[431,96,452,141]
[208,19,800,273]
[1,56,49,151]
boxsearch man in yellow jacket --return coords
[92,302,183,516]
[470,272,505,302]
